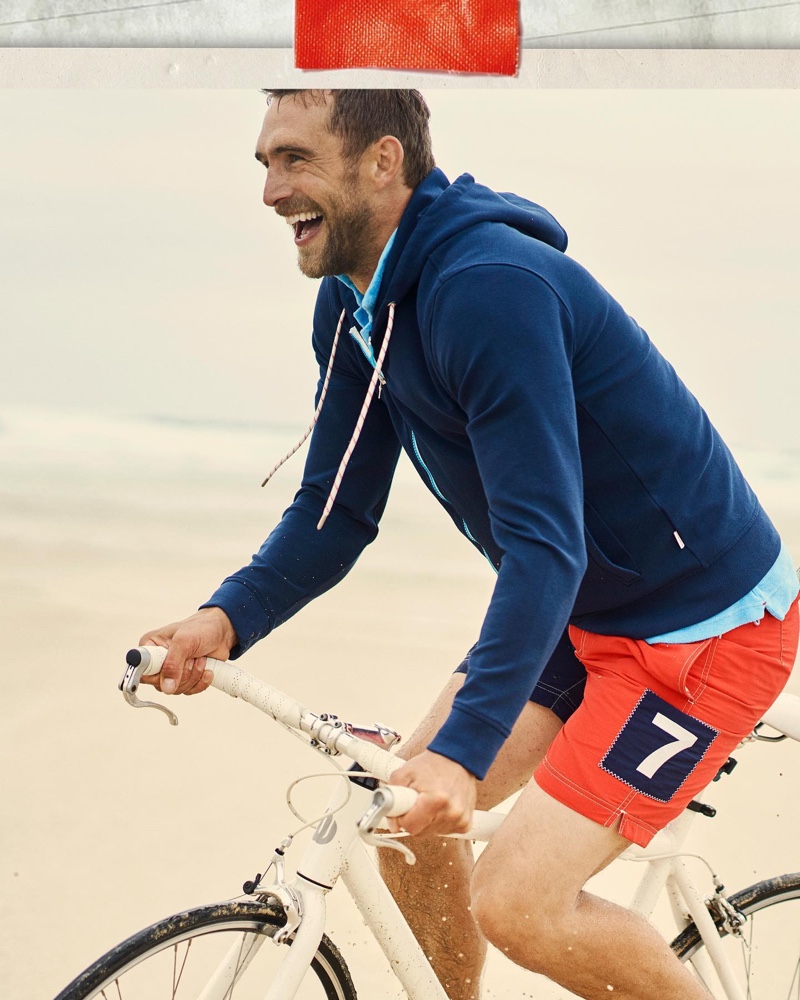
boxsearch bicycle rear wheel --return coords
[670,872,800,998]
[54,897,357,1000]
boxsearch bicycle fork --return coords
[197,778,447,1000]
[264,778,448,1000]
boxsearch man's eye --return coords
[288,154,305,164]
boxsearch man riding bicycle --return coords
[141,89,799,1000]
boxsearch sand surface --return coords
[2,410,799,999]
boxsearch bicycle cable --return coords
[265,715,416,864]
[623,849,722,883]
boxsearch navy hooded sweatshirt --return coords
[205,168,780,779]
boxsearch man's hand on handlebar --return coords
[139,607,237,696]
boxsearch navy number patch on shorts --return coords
[600,690,718,802]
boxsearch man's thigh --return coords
[399,673,563,810]
[471,776,629,915]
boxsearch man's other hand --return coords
[388,750,477,837]
[138,607,237,696]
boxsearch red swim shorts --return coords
[534,599,799,846]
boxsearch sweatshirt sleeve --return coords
[424,264,588,778]
[203,281,402,657]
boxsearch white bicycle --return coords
[53,645,800,1000]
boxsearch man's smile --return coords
[284,211,324,245]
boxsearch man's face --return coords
[255,93,378,282]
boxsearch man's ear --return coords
[369,135,406,191]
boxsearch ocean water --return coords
[3,403,800,553]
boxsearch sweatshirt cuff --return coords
[426,704,510,780]
[200,579,274,659]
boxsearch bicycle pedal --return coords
[687,800,717,818]
[712,756,737,781]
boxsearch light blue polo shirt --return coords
[337,231,397,371]
[647,542,798,643]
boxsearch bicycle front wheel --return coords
[671,872,800,998]
[54,898,357,1000]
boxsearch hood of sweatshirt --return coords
[380,167,568,308]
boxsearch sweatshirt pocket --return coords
[584,500,642,585]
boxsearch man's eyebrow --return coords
[254,144,314,167]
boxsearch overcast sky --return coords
[2,88,799,450]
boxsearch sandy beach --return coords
[1,407,799,1000]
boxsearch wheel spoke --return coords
[172,939,192,998]
[223,934,252,1000]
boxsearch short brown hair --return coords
[263,89,435,189]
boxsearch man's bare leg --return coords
[470,781,710,999]
[378,675,562,1000]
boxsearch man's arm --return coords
[391,264,587,833]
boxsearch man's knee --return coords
[470,850,575,974]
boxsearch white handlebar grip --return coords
[126,646,227,678]
[381,785,419,817]
[126,646,168,676]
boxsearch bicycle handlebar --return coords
[123,646,405,783]
[120,645,800,846]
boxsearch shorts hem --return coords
[535,758,660,848]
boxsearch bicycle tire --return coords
[670,871,800,997]
[53,897,358,1000]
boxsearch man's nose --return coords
[263,169,290,208]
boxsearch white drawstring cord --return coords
[317,302,396,530]
[260,308,347,487]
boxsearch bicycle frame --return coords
[621,809,747,1000]
[121,648,800,1000]
[257,782,754,1000]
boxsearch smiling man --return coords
[259,90,424,290]
[141,90,798,1000]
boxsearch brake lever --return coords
[357,787,417,865]
[118,648,179,726]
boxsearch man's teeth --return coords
[286,212,322,226]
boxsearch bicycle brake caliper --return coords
[271,886,303,945]
[709,889,747,938]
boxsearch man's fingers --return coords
[185,669,215,695]
[396,792,471,837]
[138,633,174,687]
[180,660,213,695]
[137,610,235,693]
[159,651,188,694]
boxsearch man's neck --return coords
[347,187,412,292]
